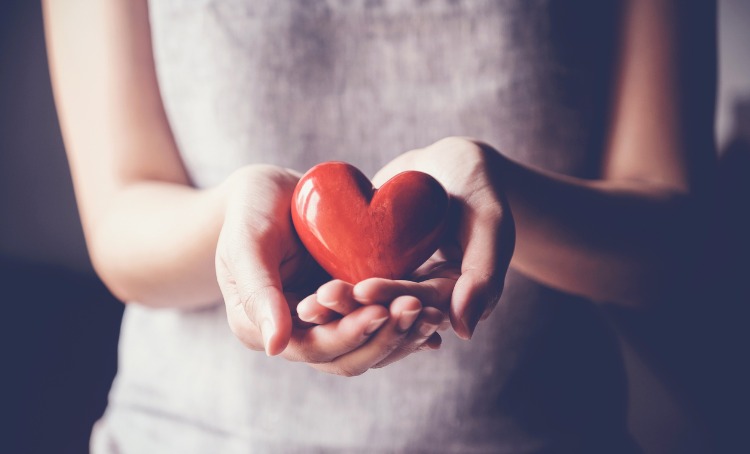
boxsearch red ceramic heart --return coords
[291,162,449,283]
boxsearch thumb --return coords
[243,281,293,357]
[223,239,293,356]
[451,201,514,339]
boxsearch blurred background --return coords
[1,1,748,453]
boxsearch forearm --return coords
[496,152,712,306]
[88,179,228,309]
[395,138,711,308]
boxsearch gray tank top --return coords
[94,1,639,452]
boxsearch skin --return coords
[43,0,715,376]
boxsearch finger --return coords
[297,280,362,324]
[409,253,461,281]
[353,278,432,304]
[315,280,362,315]
[218,236,293,357]
[319,296,422,377]
[373,306,443,368]
[285,304,390,363]
[295,293,339,325]
[451,200,515,340]
[353,277,454,311]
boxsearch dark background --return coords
[1,1,748,453]
[1,2,122,453]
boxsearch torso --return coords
[95,1,638,452]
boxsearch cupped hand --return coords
[215,165,446,376]
[376,137,515,339]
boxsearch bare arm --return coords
[44,0,223,307]
[364,0,716,324]
[502,0,716,305]
[44,0,443,372]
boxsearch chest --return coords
[149,0,620,186]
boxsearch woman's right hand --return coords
[216,165,439,376]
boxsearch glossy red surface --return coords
[291,162,450,283]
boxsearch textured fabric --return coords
[94,1,639,452]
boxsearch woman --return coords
[44,0,715,452]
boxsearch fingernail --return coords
[295,305,312,319]
[364,316,389,335]
[397,309,421,333]
[261,318,274,356]
[317,299,335,307]
[418,322,438,337]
